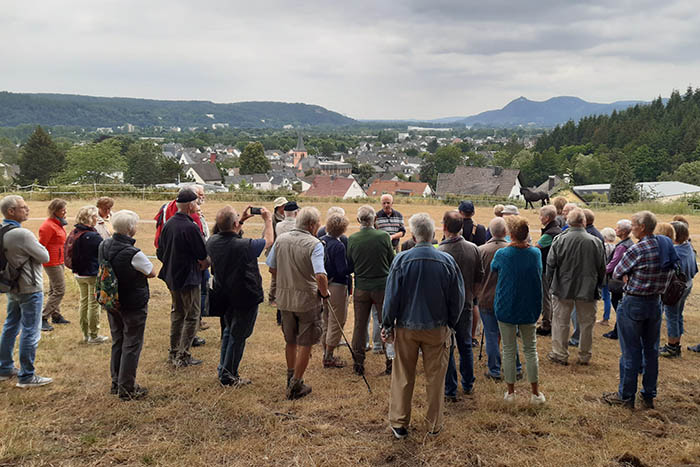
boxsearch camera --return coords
[250,207,262,215]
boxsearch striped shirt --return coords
[375,209,405,248]
[613,235,672,296]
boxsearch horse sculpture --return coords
[520,187,550,210]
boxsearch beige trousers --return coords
[389,326,450,432]
[551,296,597,363]
[321,283,348,348]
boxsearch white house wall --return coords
[509,178,522,199]
[343,181,368,199]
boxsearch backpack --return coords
[0,224,24,293]
[661,265,688,306]
[153,203,168,248]
[64,228,88,271]
[95,241,123,313]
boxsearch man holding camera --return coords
[266,207,329,400]
[207,205,273,387]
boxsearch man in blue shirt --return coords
[382,213,465,439]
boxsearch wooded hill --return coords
[0,92,356,128]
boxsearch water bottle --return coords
[385,342,396,360]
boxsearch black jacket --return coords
[72,224,102,276]
[157,212,207,290]
[461,218,487,246]
[102,234,149,310]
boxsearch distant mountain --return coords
[440,96,653,128]
[0,92,355,128]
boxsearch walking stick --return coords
[323,297,372,393]
[478,326,485,360]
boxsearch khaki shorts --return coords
[280,309,322,346]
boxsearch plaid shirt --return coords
[613,235,671,295]
[375,209,405,248]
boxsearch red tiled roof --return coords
[303,175,356,197]
[367,180,429,197]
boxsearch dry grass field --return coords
[1,198,700,466]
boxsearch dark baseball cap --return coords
[284,201,299,211]
[176,189,197,203]
[458,200,474,214]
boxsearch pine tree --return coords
[239,142,270,175]
[609,156,638,204]
[18,126,65,185]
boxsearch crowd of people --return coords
[0,190,697,439]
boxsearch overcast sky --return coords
[2,1,699,120]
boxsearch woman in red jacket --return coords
[38,199,69,332]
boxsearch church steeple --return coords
[295,133,306,152]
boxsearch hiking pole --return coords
[323,297,372,394]
[478,326,485,361]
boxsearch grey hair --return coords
[0,195,24,217]
[381,193,394,203]
[296,206,321,232]
[112,210,140,236]
[566,208,585,227]
[176,201,196,212]
[409,213,435,243]
[327,206,345,217]
[540,205,556,221]
[601,227,616,243]
[632,211,657,234]
[616,219,632,233]
[357,205,376,227]
[488,217,507,238]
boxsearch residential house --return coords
[185,163,223,185]
[436,166,522,199]
[225,174,272,191]
[367,180,433,197]
[302,175,367,199]
[318,161,352,176]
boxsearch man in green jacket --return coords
[347,205,395,376]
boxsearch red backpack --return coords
[64,228,88,271]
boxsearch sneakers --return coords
[87,335,109,344]
[484,371,502,381]
[175,354,203,368]
[41,319,54,332]
[530,392,546,405]
[601,391,634,409]
[110,383,118,395]
[638,393,654,409]
[167,351,178,366]
[323,356,347,368]
[504,391,516,403]
[52,314,70,324]
[602,330,618,340]
[287,377,312,400]
[547,352,568,366]
[659,343,681,358]
[536,326,551,336]
[286,369,295,387]
[221,376,252,388]
[568,338,579,347]
[687,343,700,353]
[0,367,19,381]
[353,363,365,376]
[119,384,149,401]
[391,426,408,439]
[16,374,53,388]
[192,336,206,347]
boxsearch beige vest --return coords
[275,229,322,312]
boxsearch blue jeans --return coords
[480,309,521,378]
[0,292,44,383]
[602,285,611,320]
[617,294,662,400]
[218,305,258,383]
[663,283,692,339]
[445,307,474,396]
[570,307,580,345]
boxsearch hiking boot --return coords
[222,376,252,388]
[52,314,70,324]
[601,391,634,409]
[638,393,654,409]
[88,335,109,344]
[353,363,365,376]
[659,343,681,358]
[536,326,551,336]
[687,343,700,353]
[176,354,203,368]
[119,384,149,401]
[484,371,502,381]
[192,336,206,347]
[445,394,462,403]
[167,351,178,366]
[391,426,408,439]
[602,330,618,340]
[0,367,19,381]
[16,374,53,388]
[547,352,568,366]
[199,320,210,331]
[286,377,312,400]
[384,359,392,375]
[110,382,118,395]
[530,392,546,405]
[323,356,346,368]
[286,369,294,387]
[372,347,384,354]
[41,319,54,332]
